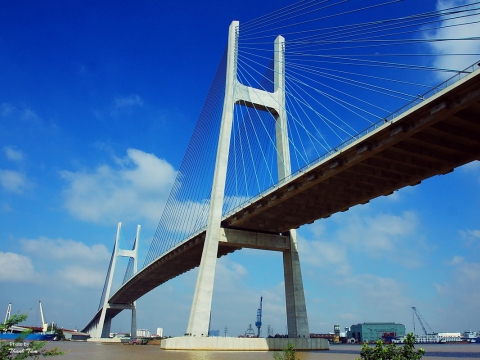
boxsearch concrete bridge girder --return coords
[220,228,290,251]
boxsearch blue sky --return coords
[1,0,480,338]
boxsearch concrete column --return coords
[130,225,139,339]
[283,230,310,338]
[274,35,290,181]
[131,305,137,339]
[273,37,310,338]
[97,222,121,338]
[186,21,239,337]
[101,315,112,338]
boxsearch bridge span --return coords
[83,65,480,335]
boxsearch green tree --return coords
[46,325,64,342]
[0,314,64,359]
[273,341,298,360]
[358,333,425,360]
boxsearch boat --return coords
[1,302,56,341]
[462,331,480,343]
[0,332,56,341]
[392,334,446,344]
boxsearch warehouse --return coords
[348,322,405,343]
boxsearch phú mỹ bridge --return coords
[82,1,480,350]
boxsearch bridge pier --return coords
[284,230,309,338]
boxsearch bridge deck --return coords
[84,68,480,331]
[224,69,480,233]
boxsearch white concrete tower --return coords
[95,223,140,338]
[186,21,309,338]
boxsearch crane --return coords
[39,301,48,332]
[255,296,263,337]
[412,306,436,335]
[4,303,11,324]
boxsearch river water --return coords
[43,342,480,360]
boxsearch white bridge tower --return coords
[90,222,140,338]
[186,21,310,339]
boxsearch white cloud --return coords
[433,257,480,329]
[20,108,42,124]
[460,229,480,247]
[0,252,39,282]
[0,102,14,117]
[299,237,350,276]
[0,103,42,124]
[3,146,24,162]
[0,169,30,194]
[114,94,144,108]
[460,160,480,171]
[446,255,464,266]
[448,257,480,282]
[349,274,411,311]
[337,211,419,253]
[207,256,287,336]
[21,237,110,263]
[428,0,480,78]
[2,203,12,212]
[5,236,112,289]
[58,265,106,288]
[60,148,176,225]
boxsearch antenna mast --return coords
[255,296,263,337]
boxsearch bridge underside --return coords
[223,70,480,232]
[110,229,289,305]
[83,229,289,331]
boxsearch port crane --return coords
[412,306,436,335]
[39,301,48,332]
[4,303,11,323]
[255,296,263,337]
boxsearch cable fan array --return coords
[139,0,480,272]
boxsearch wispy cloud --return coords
[460,229,480,247]
[60,148,176,225]
[58,265,107,288]
[11,236,111,289]
[428,0,480,79]
[21,237,110,263]
[301,208,423,271]
[0,252,39,282]
[299,236,350,276]
[0,103,42,125]
[0,169,31,194]
[433,256,480,329]
[114,94,144,108]
[3,146,24,162]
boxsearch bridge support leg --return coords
[283,229,310,338]
[186,21,239,338]
[131,303,137,339]
[101,316,112,338]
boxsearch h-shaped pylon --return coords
[94,222,140,338]
[186,21,309,338]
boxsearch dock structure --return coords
[160,337,329,351]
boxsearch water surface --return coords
[44,342,480,360]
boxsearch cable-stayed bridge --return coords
[82,0,480,349]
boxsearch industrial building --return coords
[136,329,151,338]
[348,322,406,343]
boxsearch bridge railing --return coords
[222,61,480,220]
